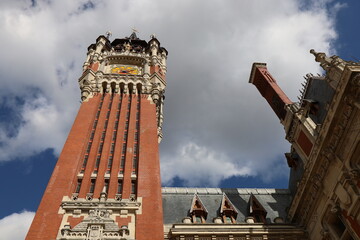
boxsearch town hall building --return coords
[26,32,360,240]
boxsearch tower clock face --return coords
[111,65,140,75]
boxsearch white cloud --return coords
[0,0,341,185]
[0,211,34,240]
[162,141,253,186]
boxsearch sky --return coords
[0,0,359,239]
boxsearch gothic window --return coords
[248,194,267,223]
[189,194,208,223]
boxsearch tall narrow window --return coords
[95,155,101,168]
[132,156,137,169]
[89,179,96,193]
[93,120,98,129]
[82,155,89,169]
[134,132,138,141]
[101,131,106,141]
[75,179,82,193]
[122,144,126,154]
[120,156,125,169]
[86,143,91,153]
[107,156,113,169]
[98,142,104,153]
[131,181,137,194]
[90,131,95,140]
[110,143,115,154]
[117,180,123,194]
[104,179,109,194]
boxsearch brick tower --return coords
[26,32,168,240]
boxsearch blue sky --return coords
[0,0,359,238]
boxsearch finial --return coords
[310,49,317,56]
[309,49,327,63]
[150,33,156,39]
[105,31,112,39]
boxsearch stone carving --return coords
[60,208,128,240]
[288,53,357,224]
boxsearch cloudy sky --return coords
[0,0,359,238]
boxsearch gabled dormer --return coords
[219,193,238,223]
[248,194,267,223]
[189,194,208,223]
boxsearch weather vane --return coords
[131,27,139,33]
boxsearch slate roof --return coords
[162,187,291,224]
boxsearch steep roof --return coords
[162,187,291,224]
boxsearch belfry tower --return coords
[26,32,168,240]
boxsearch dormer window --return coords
[248,194,267,223]
[189,194,208,224]
[220,193,238,224]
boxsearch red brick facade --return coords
[26,94,164,239]
[26,96,99,239]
